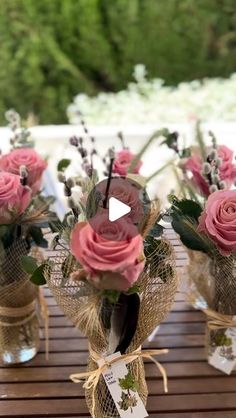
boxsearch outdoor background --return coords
[1,0,236,125]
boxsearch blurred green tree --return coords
[0,0,236,124]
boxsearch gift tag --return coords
[97,352,148,418]
[208,322,236,375]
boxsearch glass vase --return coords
[0,240,40,365]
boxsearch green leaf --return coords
[102,290,121,305]
[41,195,56,206]
[57,158,71,172]
[148,223,164,238]
[128,128,170,173]
[50,234,60,250]
[160,131,178,149]
[144,236,163,258]
[158,263,174,282]
[181,147,191,158]
[0,225,8,239]
[49,219,63,233]
[21,256,38,274]
[171,214,212,253]
[125,284,140,295]
[30,264,47,286]
[29,226,48,248]
[119,372,139,392]
[61,254,76,286]
[172,199,203,222]
[195,121,206,160]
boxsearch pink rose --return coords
[0,172,31,224]
[184,153,209,196]
[113,149,142,176]
[218,145,236,186]
[97,178,143,223]
[0,148,47,194]
[70,215,145,291]
[184,145,236,196]
[198,189,236,256]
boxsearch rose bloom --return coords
[70,214,145,291]
[184,145,236,196]
[0,148,47,194]
[0,172,31,224]
[97,177,143,223]
[198,189,236,256]
[113,149,142,176]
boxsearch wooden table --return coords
[1,229,236,418]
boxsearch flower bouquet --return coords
[34,125,178,418]
[162,123,236,200]
[169,187,236,374]
[0,110,57,365]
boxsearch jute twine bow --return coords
[204,307,236,331]
[0,288,49,360]
[70,346,169,417]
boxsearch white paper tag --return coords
[97,352,148,418]
[208,323,236,375]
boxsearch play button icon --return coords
[86,176,151,241]
[108,197,131,222]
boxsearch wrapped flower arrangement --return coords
[0,110,57,365]
[32,122,179,418]
[162,124,236,200]
[169,187,236,375]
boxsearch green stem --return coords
[128,128,170,173]
[195,120,206,161]
[146,159,173,183]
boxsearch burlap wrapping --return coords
[187,250,236,368]
[187,250,236,314]
[0,240,39,364]
[46,238,178,418]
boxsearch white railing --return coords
[1,123,236,216]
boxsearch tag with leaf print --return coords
[97,352,148,418]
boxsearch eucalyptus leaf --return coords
[57,158,71,172]
[103,290,121,305]
[30,264,47,286]
[172,213,212,253]
[21,255,38,274]
[29,226,48,248]
[0,225,8,238]
[148,223,164,238]
[61,254,76,286]
[125,284,140,295]
[172,199,203,222]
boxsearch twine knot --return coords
[70,346,169,416]
[204,307,236,330]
